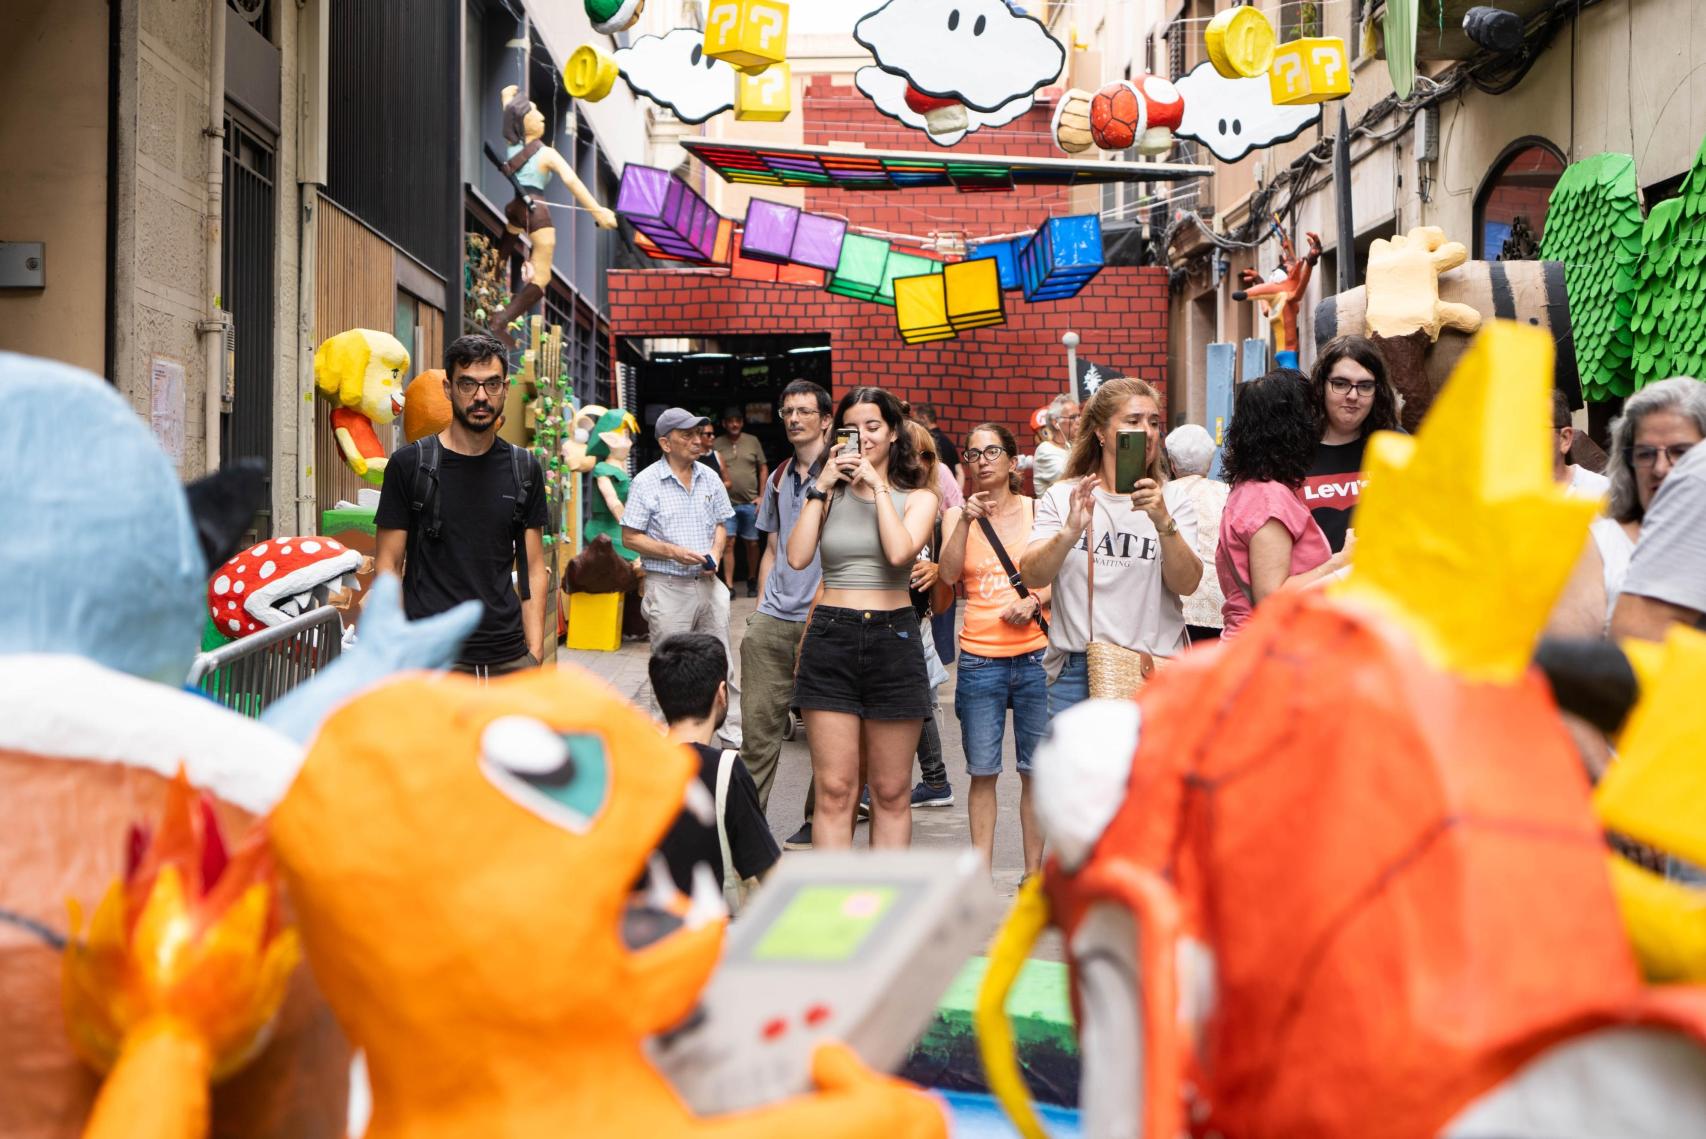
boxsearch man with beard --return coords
[374,333,548,678]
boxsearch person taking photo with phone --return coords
[1021,377,1202,715]
[786,386,937,850]
[622,407,743,749]
[940,423,1051,880]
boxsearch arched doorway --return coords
[1473,138,1567,260]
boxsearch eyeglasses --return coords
[1055,413,1080,422]
[962,446,1013,464]
[1632,443,1695,469]
[454,377,507,396]
[779,407,821,420]
[1326,378,1378,397]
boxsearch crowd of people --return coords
[378,331,1706,890]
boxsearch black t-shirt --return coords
[375,438,548,665]
[931,427,960,474]
[656,742,780,893]
[1302,437,1368,553]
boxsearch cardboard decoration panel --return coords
[616,165,722,262]
[826,234,892,301]
[736,62,792,121]
[1537,153,1643,401]
[969,237,1024,290]
[705,0,789,74]
[789,212,848,271]
[1018,215,1104,302]
[741,199,802,263]
[729,231,780,282]
[1268,37,1351,105]
[876,250,943,307]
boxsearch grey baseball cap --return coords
[655,408,712,438]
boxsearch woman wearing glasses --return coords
[1306,336,1401,551]
[1550,377,1706,639]
[939,424,1051,880]
[1217,370,1352,639]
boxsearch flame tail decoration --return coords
[63,767,301,1139]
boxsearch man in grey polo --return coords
[623,407,743,748]
[740,380,830,811]
[1612,442,1706,641]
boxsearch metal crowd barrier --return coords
[188,605,345,717]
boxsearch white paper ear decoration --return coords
[855,65,1032,148]
[853,0,1065,114]
[615,28,737,124]
[1172,60,1320,163]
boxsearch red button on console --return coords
[804,1003,832,1027]
[762,1017,788,1040]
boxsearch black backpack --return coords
[408,435,539,600]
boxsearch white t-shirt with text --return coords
[1029,479,1198,681]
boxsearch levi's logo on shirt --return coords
[1302,473,1368,505]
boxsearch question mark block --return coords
[736,62,792,121]
[705,0,788,74]
[1268,37,1351,105]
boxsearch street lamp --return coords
[1062,330,1079,399]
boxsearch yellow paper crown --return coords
[1331,321,1599,683]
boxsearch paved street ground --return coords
[560,592,1064,960]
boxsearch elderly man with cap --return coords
[623,408,743,747]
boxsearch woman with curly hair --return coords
[1218,369,1352,637]
[787,386,937,849]
[1306,335,1400,551]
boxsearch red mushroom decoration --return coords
[1133,73,1184,156]
[208,538,364,640]
[903,85,969,138]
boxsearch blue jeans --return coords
[1047,652,1089,719]
[930,601,956,665]
[956,649,1050,776]
[729,502,759,541]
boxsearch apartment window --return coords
[1473,139,1565,259]
[1278,1,1323,42]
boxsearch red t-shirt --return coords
[1216,480,1333,636]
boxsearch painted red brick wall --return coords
[608,78,1170,448]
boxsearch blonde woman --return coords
[1021,377,1202,714]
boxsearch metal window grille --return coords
[188,605,344,717]
[221,116,276,539]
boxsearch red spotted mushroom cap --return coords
[208,537,364,639]
[1135,74,1184,131]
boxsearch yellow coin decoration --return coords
[563,44,619,101]
[1205,6,1276,79]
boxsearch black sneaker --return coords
[857,787,871,821]
[911,781,954,808]
[746,580,758,598]
[783,821,812,850]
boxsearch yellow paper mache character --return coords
[314,328,410,486]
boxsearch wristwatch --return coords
[805,486,830,503]
[1157,517,1179,537]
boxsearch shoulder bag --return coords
[1085,501,1158,700]
[714,748,754,915]
[975,499,1048,635]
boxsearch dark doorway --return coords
[221,112,276,540]
[623,335,833,472]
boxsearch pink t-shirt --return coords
[1216,480,1333,636]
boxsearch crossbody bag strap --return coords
[1085,493,1096,645]
[975,504,1048,635]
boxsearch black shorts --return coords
[505,193,553,234]
[793,606,932,720]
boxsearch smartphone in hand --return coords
[835,427,860,457]
[702,555,717,572]
[1114,429,1147,494]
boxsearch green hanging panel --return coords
[1538,154,1643,402]
[1385,0,1418,100]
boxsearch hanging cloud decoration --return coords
[615,28,736,125]
[854,0,1065,114]
[1172,61,1320,163]
[854,66,1032,148]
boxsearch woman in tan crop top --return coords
[786,387,938,849]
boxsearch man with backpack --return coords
[373,333,548,678]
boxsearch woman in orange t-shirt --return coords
[939,423,1051,879]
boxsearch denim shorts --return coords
[729,502,760,541]
[956,649,1050,776]
[1047,652,1090,720]
[794,605,932,720]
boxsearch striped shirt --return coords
[623,459,734,577]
